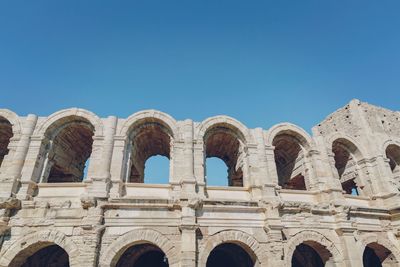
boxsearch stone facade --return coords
[0,99,400,266]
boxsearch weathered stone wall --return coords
[0,100,400,267]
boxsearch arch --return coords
[36,113,95,183]
[385,144,400,171]
[0,116,13,169]
[357,233,400,264]
[0,229,80,267]
[199,116,249,187]
[268,124,313,190]
[266,123,313,149]
[199,230,266,266]
[99,229,179,267]
[119,110,178,139]
[122,111,175,183]
[285,230,344,266]
[331,136,365,195]
[34,108,104,137]
[326,133,367,160]
[197,115,250,144]
[0,109,22,137]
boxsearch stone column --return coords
[0,114,37,199]
[86,116,117,198]
[109,137,126,198]
[180,200,199,267]
[179,119,196,199]
[337,231,363,267]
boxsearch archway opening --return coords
[292,241,333,267]
[206,242,255,267]
[0,117,13,168]
[206,157,230,186]
[126,121,172,183]
[386,144,400,190]
[144,155,170,184]
[273,134,306,190]
[363,242,398,267]
[332,139,361,195]
[10,244,69,267]
[44,119,94,183]
[204,125,245,186]
[116,243,168,267]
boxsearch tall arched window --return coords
[332,138,362,195]
[204,124,245,187]
[41,118,94,183]
[385,144,400,190]
[0,117,13,168]
[273,134,307,190]
[125,120,172,184]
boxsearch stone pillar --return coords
[109,137,126,198]
[179,119,196,199]
[337,231,363,267]
[86,116,117,198]
[0,114,37,199]
[251,128,270,199]
[180,200,199,267]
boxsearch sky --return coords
[1,1,400,185]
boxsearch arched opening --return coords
[363,242,398,267]
[204,125,245,187]
[386,144,400,190]
[273,134,307,190]
[126,120,172,183]
[292,241,333,267]
[116,243,168,267]
[41,119,94,183]
[206,242,255,267]
[332,139,362,195]
[0,117,13,168]
[206,157,230,186]
[144,155,170,184]
[9,244,69,267]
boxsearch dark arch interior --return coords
[127,121,171,183]
[273,134,306,190]
[11,244,69,267]
[363,242,396,267]
[332,139,360,195]
[292,242,332,267]
[116,243,168,267]
[46,120,94,183]
[386,144,400,172]
[204,126,244,186]
[0,117,13,168]
[206,242,254,267]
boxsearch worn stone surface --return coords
[0,100,400,266]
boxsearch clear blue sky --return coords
[1,1,399,185]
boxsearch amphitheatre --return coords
[0,99,400,266]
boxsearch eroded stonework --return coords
[0,99,400,266]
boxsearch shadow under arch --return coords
[199,230,265,267]
[0,229,80,267]
[99,229,179,267]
